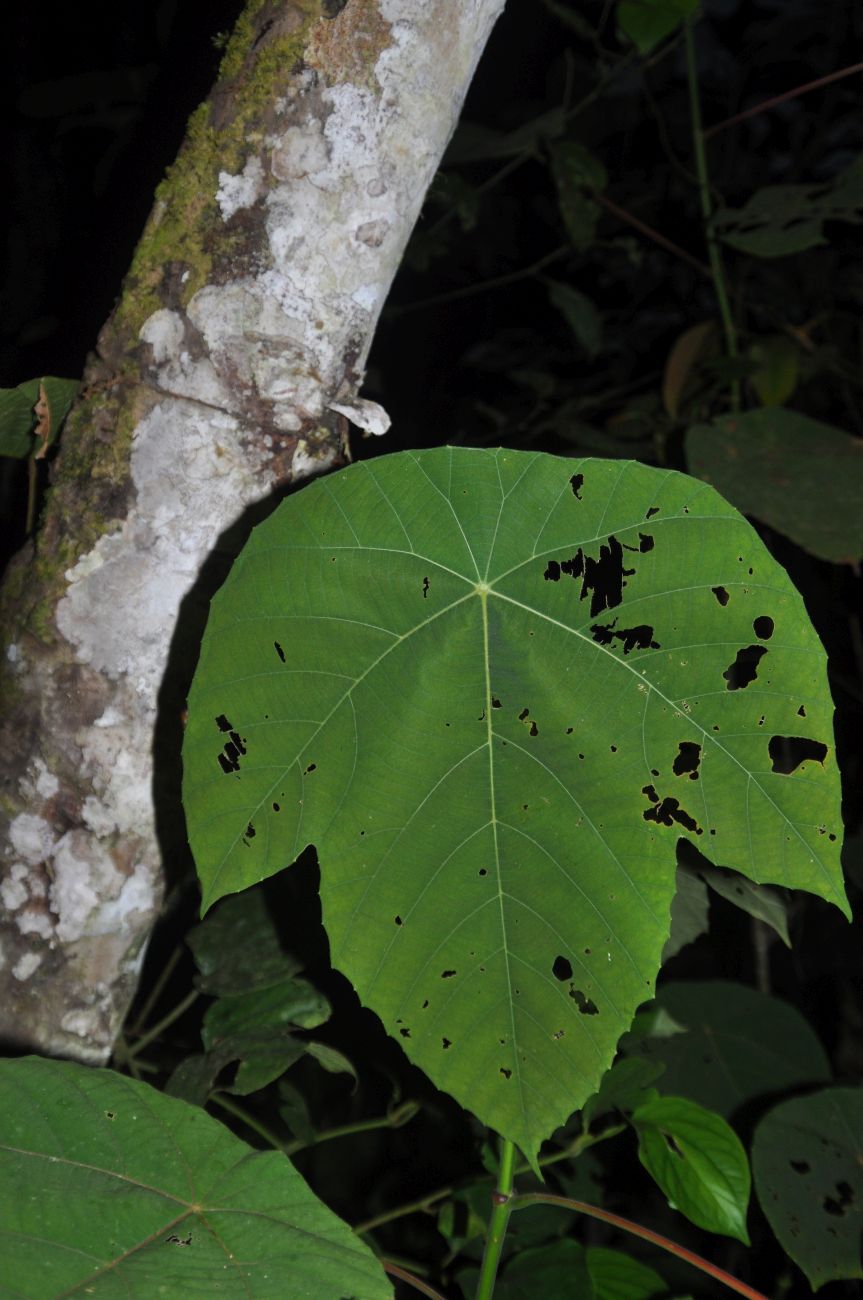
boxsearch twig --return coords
[704,61,863,140]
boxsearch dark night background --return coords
[2,2,863,1297]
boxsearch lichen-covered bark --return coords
[0,0,505,1061]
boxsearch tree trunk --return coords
[0,0,504,1062]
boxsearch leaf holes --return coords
[823,1182,854,1216]
[552,955,573,981]
[303,762,317,775]
[642,785,703,834]
[553,1029,565,1040]
[422,999,429,1009]
[274,641,286,662]
[569,988,599,1015]
[242,822,256,844]
[441,969,457,979]
[394,916,403,926]
[492,697,502,709]
[663,1132,683,1157]
[217,724,247,774]
[544,560,561,582]
[591,620,660,653]
[797,705,806,717]
[442,1037,452,1050]
[399,1027,411,1038]
[646,506,660,519]
[570,473,584,498]
[104,1111,115,1120]
[672,741,701,779]
[478,868,488,876]
[712,586,730,606]
[422,576,430,598]
[518,707,529,720]
[272,802,280,812]
[769,735,828,774]
[583,947,592,956]
[566,726,574,734]
[753,615,774,639]
[723,644,767,690]
[500,1067,512,1080]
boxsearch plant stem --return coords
[508,1192,769,1300]
[381,1259,448,1300]
[127,942,184,1037]
[473,1137,517,1300]
[25,458,38,535]
[352,1125,623,1235]
[283,1099,419,1155]
[123,988,200,1059]
[704,61,863,140]
[683,18,740,411]
[209,1093,291,1153]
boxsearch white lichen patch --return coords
[216,155,265,220]
[57,400,269,689]
[9,814,57,866]
[1,863,30,912]
[12,951,43,982]
[139,309,186,364]
[49,832,155,944]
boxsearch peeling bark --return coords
[0,0,505,1061]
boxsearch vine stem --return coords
[683,17,741,411]
[473,1137,517,1300]
[704,61,863,140]
[381,1259,448,1300]
[508,1192,769,1300]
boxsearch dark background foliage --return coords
[3,2,863,1296]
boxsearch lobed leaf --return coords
[183,447,846,1162]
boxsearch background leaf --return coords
[625,981,832,1118]
[752,1086,863,1289]
[686,408,863,564]
[184,447,846,1162]
[586,1246,669,1300]
[632,1095,751,1242]
[617,0,700,55]
[0,376,78,459]
[0,1057,391,1299]
[711,155,863,258]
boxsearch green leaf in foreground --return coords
[686,408,863,564]
[0,1057,391,1299]
[632,1095,751,1242]
[183,447,846,1163]
[752,1086,863,1289]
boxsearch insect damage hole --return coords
[422,576,430,598]
[711,586,730,606]
[552,955,572,981]
[570,472,584,498]
[672,741,701,779]
[768,735,828,774]
[722,644,767,690]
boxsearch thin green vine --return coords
[684,17,741,411]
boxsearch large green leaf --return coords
[752,1087,863,1289]
[183,447,846,1162]
[0,1057,391,1299]
[686,408,863,564]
